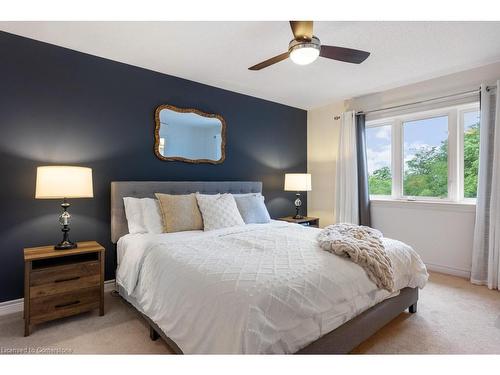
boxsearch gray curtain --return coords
[471,82,500,289]
[356,113,371,226]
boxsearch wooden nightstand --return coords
[23,241,105,336]
[278,216,320,228]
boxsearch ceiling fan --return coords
[248,21,370,70]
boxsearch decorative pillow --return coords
[123,197,147,234]
[234,194,271,224]
[141,198,163,234]
[196,193,245,231]
[155,193,203,233]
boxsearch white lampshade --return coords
[284,173,312,192]
[35,166,94,199]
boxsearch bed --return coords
[111,181,428,354]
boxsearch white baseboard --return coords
[425,263,471,279]
[0,298,23,317]
[104,279,117,292]
[0,280,117,317]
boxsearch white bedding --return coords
[116,221,428,354]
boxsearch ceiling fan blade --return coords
[320,45,370,64]
[248,52,289,71]
[289,21,313,40]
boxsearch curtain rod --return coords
[355,85,497,116]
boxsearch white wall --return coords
[371,201,475,278]
[348,61,500,113]
[307,101,346,227]
[308,61,500,278]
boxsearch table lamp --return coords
[284,173,311,219]
[35,166,94,250]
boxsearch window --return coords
[366,103,480,203]
[462,110,480,199]
[366,124,392,196]
[403,116,448,198]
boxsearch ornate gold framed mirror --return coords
[154,104,226,164]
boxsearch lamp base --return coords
[54,240,77,250]
[293,193,303,220]
[55,199,77,250]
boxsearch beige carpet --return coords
[0,292,173,354]
[0,272,499,354]
[353,272,500,354]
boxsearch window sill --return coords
[370,198,476,213]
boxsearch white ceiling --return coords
[2,21,500,109]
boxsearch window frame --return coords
[366,103,480,204]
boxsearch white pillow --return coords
[123,197,164,234]
[196,193,245,231]
[123,197,147,234]
[141,198,163,234]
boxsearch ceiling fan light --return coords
[288,37,321,66]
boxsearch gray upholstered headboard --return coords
[110,181,263,243]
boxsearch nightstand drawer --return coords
[30,286,100,324]
[30,274,100,298]
[31,260,99,286]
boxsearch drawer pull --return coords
[55,300,80,309]
[54,276,80,283]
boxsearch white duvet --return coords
[116,221,428,354]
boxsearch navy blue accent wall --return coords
[0,31,307,302]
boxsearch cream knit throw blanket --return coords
[317,223,395,292]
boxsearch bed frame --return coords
[111,181,419,354]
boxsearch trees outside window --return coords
[463,111,480,198]
[403,116,448,198]
[366,124,391,196]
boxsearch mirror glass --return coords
[155,105,225,164]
